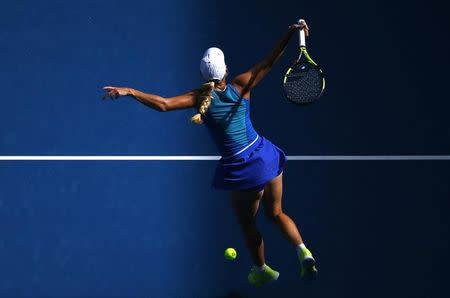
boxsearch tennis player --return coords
[103,19,317,286]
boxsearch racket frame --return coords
[282,27,326,105]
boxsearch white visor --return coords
[200,47,227,81]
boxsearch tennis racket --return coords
[283,19,325,105]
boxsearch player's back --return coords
[203,84,259,158]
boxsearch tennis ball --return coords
[224,248,237,260]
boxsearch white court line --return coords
[287,155,450,160]
[0,156,449,161]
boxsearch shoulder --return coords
[229,83,250,100]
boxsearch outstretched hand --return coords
[289,19,309,36]
[102,86,132,100]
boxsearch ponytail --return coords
[191,81,216,124]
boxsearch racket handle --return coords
[298,19,306,47]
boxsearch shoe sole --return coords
[248,271,280,286]
[301,257,318,280]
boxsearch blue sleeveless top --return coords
[203,84,259,158]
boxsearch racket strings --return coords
[284,63,323,104]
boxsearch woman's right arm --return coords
[232,20,309,99]
[103,86,198,112]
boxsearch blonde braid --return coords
[191,81,216,124]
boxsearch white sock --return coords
[253,263,266,272]
[296,243,307,258]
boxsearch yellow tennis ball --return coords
[224,248,237,260]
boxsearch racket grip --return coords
[298,19,306,47]
[299,29,306,47]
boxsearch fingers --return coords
[102,92,116,100]
[294,19,310,36]
[299,21,309,34]
[110,90,119,99]
[102,86,120,100]
[298,19,308,27]
[103,86,119,98]
[290,23,310,35]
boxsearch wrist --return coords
[127,88,135,97]
[288,25,297,33]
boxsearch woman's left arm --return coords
[103,86,198,112]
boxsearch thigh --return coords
[262,172,284,215]
[230,190,264,225]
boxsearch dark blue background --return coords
[1,0,449,297]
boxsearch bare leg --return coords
[262,172,303,246]
[230,189,265,266]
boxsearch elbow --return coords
[158,99,169,112]
[256,61,272,75]
[263,60,274,70]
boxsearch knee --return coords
[265,210,283,222]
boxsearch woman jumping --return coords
[103,19,318,286]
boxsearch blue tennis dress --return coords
[203,83,287,192]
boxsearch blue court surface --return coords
[1,0,449,297]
